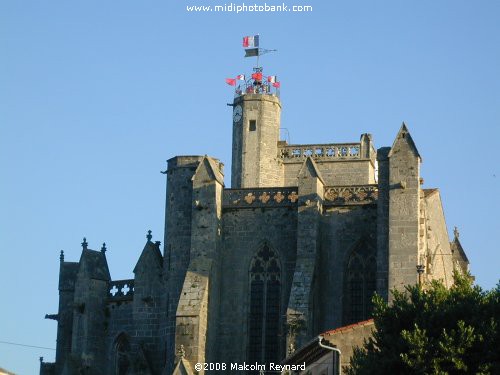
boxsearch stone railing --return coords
[324,185,378,205]
[109,279,135,301]
[223,187,299,209]
[278,143,361,161]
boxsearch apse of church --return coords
[41,39,468,375]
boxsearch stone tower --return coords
[231,93,281,188]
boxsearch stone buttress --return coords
[162,156,204,374]
[54,252,78,375]
[68,240,111,374]
[387,124,421,297]
[132,235,164,372]
[174,157,223,374]
[286,157,324,350]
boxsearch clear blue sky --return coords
[1,1,499,373]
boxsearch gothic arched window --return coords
[114,334,131,375]
[343,247,376,325]
[248,244,281,366]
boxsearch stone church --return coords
[40,70,469,375]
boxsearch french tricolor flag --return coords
[243,35,259,48]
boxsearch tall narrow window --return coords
[249,244,281,367]
[114,334,131,375]
[365,255,377,316]
[343,247,376,325]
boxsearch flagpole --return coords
[256,33,260,69]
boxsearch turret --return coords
[231,78,282,188]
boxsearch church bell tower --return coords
[230,70,282,188]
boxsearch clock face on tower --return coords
[233,105,242,123]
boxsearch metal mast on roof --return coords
[243,34,277,71]
[242,35,278,95]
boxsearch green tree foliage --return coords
[348,272,500,374]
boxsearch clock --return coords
[233,105,242,123]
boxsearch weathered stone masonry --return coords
[41,88,469,375]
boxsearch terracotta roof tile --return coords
[322,319,374,336]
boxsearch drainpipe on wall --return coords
[317,335,341,375]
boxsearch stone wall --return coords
[217,205,298,367]
[422,190,454,287]
[320,205,378,329]
[106,301,134,373]
[283,159,375,187]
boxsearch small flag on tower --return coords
[267,75,277,83]
[244,48,259,57]
[272,82,281,88]
[236,74,246,81]
[251,72,263,81]
[243,35,259,48]
[225,78,236,86]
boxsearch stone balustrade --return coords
[278,143,361,161]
